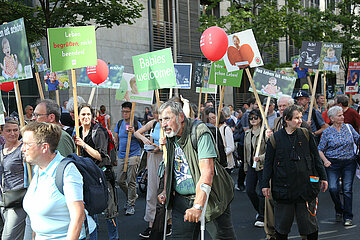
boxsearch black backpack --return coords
[190,120,228,168]
[92,123,117,166]
[55,153,109,216]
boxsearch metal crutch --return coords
[200,183,211,240]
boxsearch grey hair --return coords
[36,99,60,123]
[159,100,184,116]
[222,107,231,117]
[327,106,343,120]
[66,96,86,112]
[277,95,294,106]
[326,99,335,109]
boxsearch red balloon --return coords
[86,59,109,85]
[200,26,228,62]
[0,81,14,92]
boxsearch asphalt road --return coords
[97,170,360,240]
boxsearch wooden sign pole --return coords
[88,87,96,105]
[197,87,202,119]
[253,96,271,167]
[323,72,327,109]
[307,76,313,94]
[14,81,25,128]
[35,72,44,100]
[349,94,353,106]
[55,90,60,106]
[155,89,168,167]
[216,85,225,128]
[204,93,208,103]
[123,102,136,172]
[71,69,80,155]
[307,70,320,122]
[245,68,270,130]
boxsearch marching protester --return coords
[23,105,34,123]
[0,119,27,240]
[114,101,142,215]
[316,94,326,113]
[244,109,266,228]
[21,122,97,239]
[219,112,236,174]
[34,99,76,157]
[158,101,236,239]
[96,105,111,130]
[322,100,335,125]
[134,103,165,238]
[143,107,154,124]
[222,107,236,130]
[263,98,278,130]
[74,103,119,239]
[318,106,359,226]
[241,98,259,131]
[262,104,328,240]
[334,95,360,133]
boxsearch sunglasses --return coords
[249,116,259,120]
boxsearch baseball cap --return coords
[294,90,309,99]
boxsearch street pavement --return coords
[97,170,360,240]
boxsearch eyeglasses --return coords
[121,110,131,114]
[249,116,259,120]
[33,113,49,118]
[22,142,39,149]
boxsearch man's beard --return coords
[164,117,181,138]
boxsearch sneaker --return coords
[139,227,152,238]
[254,221,264,228]
[335,213,342,222]
[166,224,172,236]
[123,203,128,210]
[344,219,352,226]
[235,184,241,191]
[125,206,135,215]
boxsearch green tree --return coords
[0,0,144,42]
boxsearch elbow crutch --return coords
[200,183,211,240]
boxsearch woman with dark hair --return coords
[0,119,27,240]
[262,105,327,240]
[244,109,266,227]
[219,111,236,174]
[74,103,119,240]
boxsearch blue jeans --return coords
[80,228,97,240]
[326,158,356,220]
[92,215,119,240]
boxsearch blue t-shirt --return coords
[323,56,338,71]
[23,152,96,239]
[46,78,59,91]
[302,108,325,132]
[151,121,161,146]
[294,67,308,79]
[114,119,142,158]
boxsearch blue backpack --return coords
[55,153,109,216]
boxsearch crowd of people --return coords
[0,90,359,240]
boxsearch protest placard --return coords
[173,63,192,89]
[115,73,154,105]
[275,68,297,78]
[78,64,124,89]
[132,48,176,92]
[249,67,296,99]
[43,70,69,91]
[209,60,243,87]
[0,18,33,83]
[346,62,360,94]
[47,26,97,72]
[196,84,217,94]
[223,29,263,73]
[194,61,211,88]
[319,42,343,72]
[29,41,47,72]
[299,41,322,69]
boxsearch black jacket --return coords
[262,128,327,203]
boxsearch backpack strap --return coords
[55,158,72,195]
[190,120,202,151]
[269,134,276,149]
[311,109,321,131]
[300,127,310,141]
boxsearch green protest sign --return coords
[47,26,97,72]
[209,60,243,87]
[132,48,176,92]
[0,18,33,83]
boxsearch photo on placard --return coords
[78,64,124,89]
[115,73,153,105]
[29,41,47,72]
[44,70,69,91]
[346,62,360,94]
[319,43,343,72]
[173,63,192,89]
[223,29,263,73]
[250,67,296,99]
[275,68,297,78]
[0,18,33,83]
[334,84,344,96]
[299,41,322,69]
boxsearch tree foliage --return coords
[0,0,144,42]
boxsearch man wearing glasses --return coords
[24,105,34,123]
[33,99,76,157]
[114,101,143,215]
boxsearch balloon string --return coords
[94,85,99,120]
[7,92,9,115]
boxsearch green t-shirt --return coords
[173,133,217,195]
[57,130,76,157]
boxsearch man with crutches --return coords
[158,101,236,239]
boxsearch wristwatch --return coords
[193,204,203,211]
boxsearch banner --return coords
[223,29,263,72]
[299,41,322,69]
[346,62,360,94]
[0,18,33,83]
[115,73,154,105]
[29,41,47,72]
[47,26,97,72]
[44,70,69,91]
[319,42,343,72]
[173,63,192,89]
[132,48,176,92]
[209,60,243,87]
[78,64,124,89]
[250,67,296,99]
